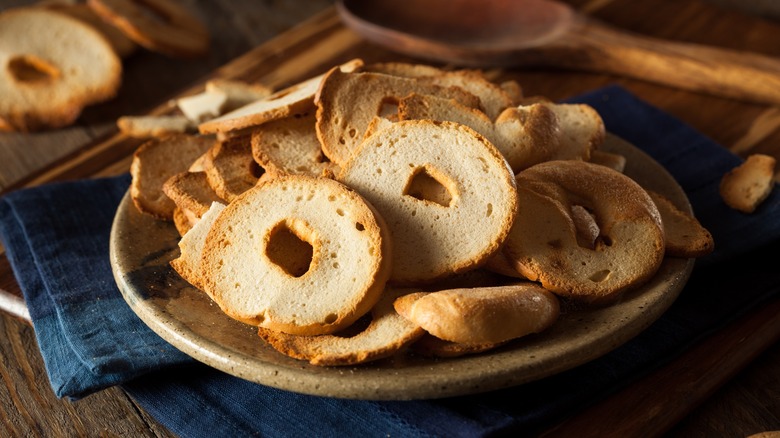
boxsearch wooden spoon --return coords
[337,0,780,105]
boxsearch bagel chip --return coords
[258,288,425,366]
[0,8,122,131]
[720,153,776,214]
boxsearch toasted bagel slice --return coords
[258,287,425,366]
[504,160,665,303]
[314,68,482,166]
[0,7,121,131]
[130,134,215,219]
[338,120,518,284]
[200,175,392,335]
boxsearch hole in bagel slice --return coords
[249,160,266,179]
[378,96,400,119]
[265,221,314,278]
[404,166,454,207]
[8,55,60,84]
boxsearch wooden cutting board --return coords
[1,4,779,436]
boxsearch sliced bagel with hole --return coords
[0,7,122,131]
[314,68,482,166]
[362,62,515,120]
[200,175,392,335]
[338,119,518,284]
[503,160,665,303]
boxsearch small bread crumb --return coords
[719,154,776,214]
[118,114,194,138]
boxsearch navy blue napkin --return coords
[0,175,193,398]
[1,85,778,437]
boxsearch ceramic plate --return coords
[110,134,694,400]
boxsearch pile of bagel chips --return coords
[129,59,715,366]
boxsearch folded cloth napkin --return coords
[0,175,194,397]
[1,85,778,437]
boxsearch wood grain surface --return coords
[0,0,779,436]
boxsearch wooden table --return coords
[1,0,779,436]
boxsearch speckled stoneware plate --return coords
[110,134,695,400]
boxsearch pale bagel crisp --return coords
[200,175,392,336]
[0,7,122,131]
[338,120,518,284]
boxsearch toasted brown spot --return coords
[547,239,563,249]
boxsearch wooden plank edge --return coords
[541,296,780,437]
[0,289,30,322]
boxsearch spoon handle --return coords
[555,17,780,106]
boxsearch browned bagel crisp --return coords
[257,287,425,366]
[130,134,215,219]
[202,135,269,202]
[648,191,714,258]
[504,160,665,303]
[87,0,209,58]
[719,153,776,214]
[393,283,559,345]
[314,68,482,165]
